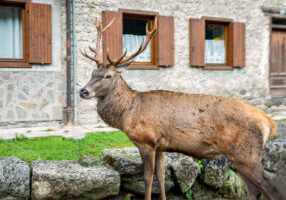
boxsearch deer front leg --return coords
[156,151,166,200]
[139,148,156,200]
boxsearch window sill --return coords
[0,61,31,68]
[127,64,159,70]
[203,65,233,70]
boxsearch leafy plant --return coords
[196,160,203,169]
[184,188,193,199]
[167,177,173,182]
[267,135,278,141]
[228,169,233,178]
[15,134,28,141]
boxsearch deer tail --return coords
[266,115,277,137]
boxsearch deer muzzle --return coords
[79,88,89,99]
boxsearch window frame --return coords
[0,0,31,68]
[119,9,159,70]
[202,17,233,70]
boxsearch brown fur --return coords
[81,74,284,200]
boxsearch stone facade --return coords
[0,72,63,123]
[0,0,64,124]
[76,0,286,125]
[2,0,286,126]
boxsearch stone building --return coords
[1,0,286,127]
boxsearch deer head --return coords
[79,16,157,99]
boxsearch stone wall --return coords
[0,0,64,124]
[75,0,286,125]
[1,139,285,200]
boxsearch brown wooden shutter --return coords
[102,11,122,65]
[28,3,52,64]
[231,22,245,68]
[156,16,175,66]
[189,18,205,67]
[2,0,27,3]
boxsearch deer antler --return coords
[107,16,158,66]
[80,18,115,66]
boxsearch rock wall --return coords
[75,0,286,125]
[0,139,285,200]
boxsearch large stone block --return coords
[121,176,174,195]
[218,170,247,199]
[262,140,286,173]
[31,160,120,200]
[102,147,143,176]
[102,148,201,194]
[0,157,30,200]
[262,140,286,196]
[200,157,230,189]
[166,153,201,193]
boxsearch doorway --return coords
[270,17,286,97]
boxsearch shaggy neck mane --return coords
[97,76,135,129]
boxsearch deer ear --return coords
[115,58,135,69]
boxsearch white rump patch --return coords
[263,125,270,145]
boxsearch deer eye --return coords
[105,75,112,79]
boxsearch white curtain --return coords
[122,34,151,62]
[0,6,23,59]
[205,40,225,64]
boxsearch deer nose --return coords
[80,88,89,98]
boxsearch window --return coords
[0,6,23,59]
[102,9,174,69]
[189,17,245,70]
[122,16,153,64]
[272,18,286,26]
[205,23,227,64]
[0,0,52,68]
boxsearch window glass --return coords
[205,23,225,64]
[0,6,23,59]
[123,18,151,63]
[272,18,286,26]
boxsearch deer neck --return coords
[97,76,135,129]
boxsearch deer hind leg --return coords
[139,147,156,200]
[239,173,262,200]
[231,158,284,200]
[155,151,166,200]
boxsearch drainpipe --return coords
[72,0,78,124]
[66,0,72,125]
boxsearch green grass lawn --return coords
[0,131,134,163]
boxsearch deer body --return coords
[97,76,274,159]
[80,17,285,200]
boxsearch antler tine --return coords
[89,46,99,57]
[94,18,101,31]
[80,17,115,66]
[117,15,158,65]
[79,48,100,63]
[94,17,115,64]
[107,48,128,66]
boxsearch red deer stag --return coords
[79,16,285,200]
